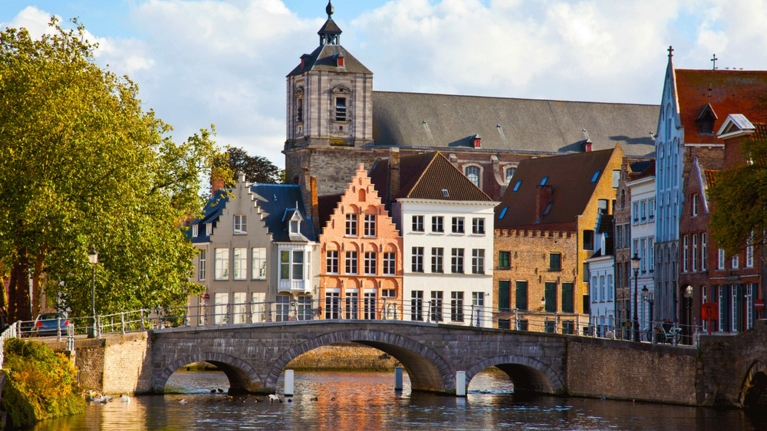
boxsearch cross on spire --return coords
[667,45,674,58]
[711,54,718,70]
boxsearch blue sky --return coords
[1,0,764,167]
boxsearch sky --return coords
[2,0,767,168]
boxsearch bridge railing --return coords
[594,316,702,346]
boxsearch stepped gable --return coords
[675,69,767,144]
[372,91,658,156]
[495,148,616,230]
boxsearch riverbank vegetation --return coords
[1,339,85,428]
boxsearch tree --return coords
[225,147,281,184]
[708,137,767,256]
[0,18,227,321]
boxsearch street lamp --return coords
[683,285,693,344]
[87,249,98,338]
[631,253,641,342]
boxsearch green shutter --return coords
[545,282,557,312]
[515,281,528,310]
[562,283,574,313]
[498,281,510,311]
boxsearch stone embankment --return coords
[286,343,400,371]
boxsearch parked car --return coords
[32,313,69,337]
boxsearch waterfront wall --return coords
[565,336,698,405]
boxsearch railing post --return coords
[57,317,62,342]
[96,315,101,339]
[140,309,145,331]
[121,312,126,335]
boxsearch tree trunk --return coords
[31,253,46,317]
[8,249,32,322]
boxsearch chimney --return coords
[582,140,592,152]
[387,148,400,206]
[210,168,226,194]
[299,167,319,233]
[472,134,481,148]
[535,185,554,222]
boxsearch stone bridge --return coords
[152,319,751,406]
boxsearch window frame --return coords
[411,247,424,272]
[451,248,465,273]
[472,218,485,235]
[412,215,424,233]
[364,251,377,275]
[451,217,465,234]
[431,216,444,233]
[383,252,396,275]
[346,214,358,236]
[431,247,444,273]
[345,251,358,275]
[233,215,247,235]
[363,214,376,237]
[326,250,339,274]
[471,249,485,274]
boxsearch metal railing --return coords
[590,316,702,346]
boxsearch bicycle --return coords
[653,324,682,344]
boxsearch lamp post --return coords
[631,253,641,342]
[87,249,98,338]
[683,285,693,345]
[641,286,649,332]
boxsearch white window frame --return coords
[718,248,725,270]
[412,247,424,272]
[692,194,698,217]
[472,249,485,274]
[431,247,444,273]
[363,214,376,237]
[364,251,376,275]
[280,249,306,282]
[326,250,339,274]
[233,247,247,280]
[692,234,698,272]
[192,224,199,237]
[683,236,688,273]
[214,292,229,325]
[701,234,707,271]
[504,166,516,185]
[252,247,266,280]
[214,248,229,280]
[346,214,358,236]
[451,248,465,273]
[452,217,465,234]
[383,252,396,275]
[234,215,247,234]
[412,215,424,233]
[198,249,206,281]
[345,251,358,275]
[732,254,739,269]
[464,165,481,188]
[431,216,444,233]
[746,233,754,268]
[472,292,484,307]
[472,218,485,235]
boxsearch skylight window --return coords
[442,189,449,198]
[543,202,553,216]
[540,176,548,186]
[591,171,600,183]
[513,180,522,192]
[499,206,508,219]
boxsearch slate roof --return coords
[287,43,371,76]
[369,151,493,204]
[495,148,616,229]
[372,91,658,156]
[250,183,316,242]
[318,193,343,231]
[674,69,767,144]
[189,189,228,243]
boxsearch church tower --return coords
[284,1,374,188]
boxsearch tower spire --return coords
[318,0,342,46]
[326,0,334,19]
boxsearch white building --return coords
[629,171,656,332]
[370,151,497,327]
[585,214,615,337]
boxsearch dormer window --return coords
[336,54,345,67]
[192,224,198,237]
[290,220,299,234]
[695,104,717,135]
[472,134,481,148]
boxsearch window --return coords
[364,252,377,275]
[345,251,358,274]
[290,219,299,234]
[472,249,485,274]
[513,180,522,192]
[297,295,312,321]
[732,254,739,269]
[233,292,247,324]
[364,292,376,320]
[616,226,623,250]
[431,216,444,233]
[498,251,511,269]
[198,249,206,280]
[452,217,465,234]
[499,206,509,219]
[364,214,376,237]
[326,250,339,274]
[412,215,424,232]
[382,289,396,298]
[451,292,464,322]
[562,283,574,313]
[747,233,754,268]
[583,262,589,282]
[649,238,654,270]
[505,167,516,184]
[472,218,485,234]
[465,166,480,187]
[701,234,707,271]
[345,291,358,319]
[641,239,647,273]
[544,282,557,312]
[215,248,229,280]
[279,250,305,280]
[549,253,561,271]
[214,293,228,325]
[649,199,655,220]
[692,194,698,217]
[252,247,266,279]
[336,97,347,121]
[718,248,725,270]
[296,98,303,122]
[411,291,424,321]
[591,170,600,183]
[325,291,340,320]
[498,281,511,311]
[431,247,444,273]
[206,223,212,236]
[192,224,199,237]
[633,203,639,223]
[472,292,485,306]
[451,248,464,273]
[430,291,443,322]
[233,215,247,234]
[583,230,594,250]
[692,235,698,272]
[233,248,247,280]
[515,281,528,310]
[346,214,358,236]
[383,252,396,275]
[411,247,424,272]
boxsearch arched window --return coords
[504,167,516,185]
[620,189,626,208]
[358,189,366,202]
[465,166,480,187]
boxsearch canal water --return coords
[23,369,767,430]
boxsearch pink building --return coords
[319,164,404,320]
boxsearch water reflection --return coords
[25,369,767,431]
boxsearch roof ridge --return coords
[372,90,659,108]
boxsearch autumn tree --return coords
[708,137,767,255]
[225,147,281,184]
[0,18,228,321]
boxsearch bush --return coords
[1,339,85,427]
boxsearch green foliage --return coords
[0,18,221,319]
[708,137,767,256]
[225,147,281,184]
[1,338,85,427]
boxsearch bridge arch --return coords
[266,329,454,392]
[738,360,767,408]
[153,352,262,394]
[465,355,564,394]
